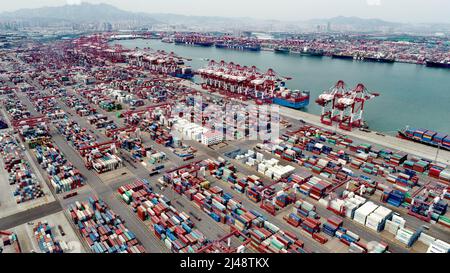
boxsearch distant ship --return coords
[294,47,324,57]
[161,37,174,43]
[332,53,354,60]
[425,60,450,69]
[174,38,214,47]
[170,66,194,79]
[274,46,290,54]
[358,54,395,63]
[215,42,261,52]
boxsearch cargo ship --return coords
[425,60,450,69]
[362,56,395,63]
[272,82,310,109]
[161,37,174,43]
[274,46,290,54]
[215,42,261,51]
[398,127,450,151]
[331,53,354,60]
[197,60,310,109]
[300,48,324,57]
[169,66,194,79]
[127,50,194,80]
[174,36,214,47]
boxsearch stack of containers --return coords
[385,214,406,235]
[322,216,343,237]
[301,217,321,234]
[284,213,302,227]
[168,165,309,253]
[353,201,378,225]
[389,153,407,166]
[55,119,96,150]
[91,153,123,173]
[395,227,417,246]
[335,227,360,246]
[34,144,85,193]
[439,169,450,182]
[427,240,450,253]
[428,163,446,179]
[118,181,208,253]
[33,222,63,253]
[68,196,146,253]
[0,132,45,203]
[365,206,393,232]
[384,190,405,207]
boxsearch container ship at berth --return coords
[215,41,261,52]
[274,46,290,54]
[299,48,324,57]
[361,56,395,63]
[332,52,354,60]
[197,60,309,109]
[126,49,194,79]
[174,35,214,47]
[398,127,450,151]
[425,60,450,69]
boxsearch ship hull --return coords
[215,44,261,51]
[332,54,354,60]
[426,61,450,69]
[398,131,450,151]
[170,72,194,79]
[363,57,395,63]
[273,97,309,109]
[274,48,290,54]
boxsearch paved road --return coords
[0,201,62,230]
[4,62,170,252]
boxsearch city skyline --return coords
[0,0,449,24]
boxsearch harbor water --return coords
[115,39,450,135]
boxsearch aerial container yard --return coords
[0,0,448,271]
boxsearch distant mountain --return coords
[0,2,159,25]
[303,16,403,31]
[0,3,448,33]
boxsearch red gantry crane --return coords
[316,82,379,130]
[197,60,291,104]
[315,80,347,126]
[335,83,379,131]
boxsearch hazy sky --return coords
[1,0,449,23]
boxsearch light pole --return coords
[435,143,441,163]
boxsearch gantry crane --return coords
[334,83,379,130]
[315,80,347,125]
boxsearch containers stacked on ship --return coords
[127,49,194,80]
[272,81,310,109]
[215,37,261,52]
[397,127,450,150]
[197,59,309,108]
[174,34,214,47]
